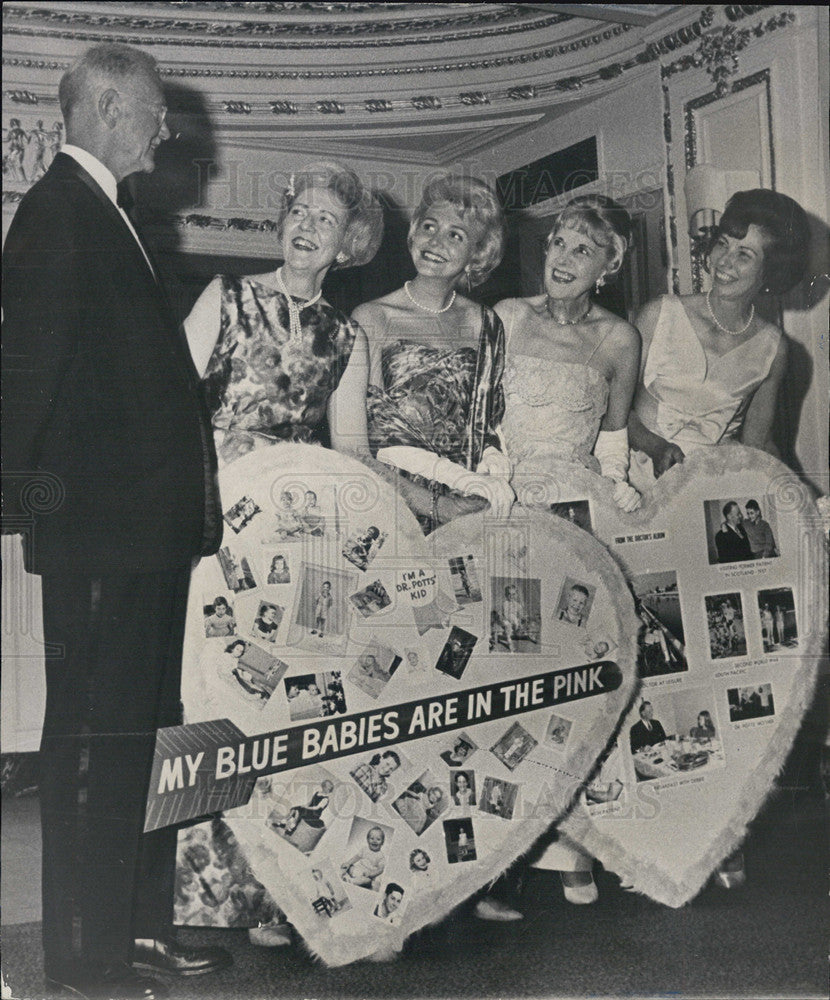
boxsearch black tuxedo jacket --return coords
[629,718,668,754]
[2,153,219,574]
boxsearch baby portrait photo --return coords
[347,642,401,700]
[204,638,288,709]
[342,524,386,571]
[266,487,326,541]
[304,860,352,921]
[223,493,262,535]
[340,819,395,892]
[348,578,393,618]
[544,712,574,750]
[284,671,346,721]
[391,771,449,836]
[489,576,541,653]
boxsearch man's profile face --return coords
[114,68,170,177]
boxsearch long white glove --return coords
[377,445,515,519]
[475,445,512,481]
[594,428,641,513]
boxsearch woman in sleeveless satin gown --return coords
[628,188,811,490]
[627,191,811,891]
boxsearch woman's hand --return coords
[460,472,515,520]
[612,481,642,513]
[652,440,685,477]
[475,445,511,480]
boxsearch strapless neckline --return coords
[504,355,609,409]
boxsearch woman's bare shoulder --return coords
[352,292,405,338]
[494,295,544,321]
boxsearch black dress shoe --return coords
[132,938,233,977]
[46,964,168,999]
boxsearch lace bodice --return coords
[501,356,609,473]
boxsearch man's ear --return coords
[99,88,121,128]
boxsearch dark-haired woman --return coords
[628,189,811,486]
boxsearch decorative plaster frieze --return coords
[1,4,573,50]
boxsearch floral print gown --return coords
[366,305,506,531]
[202,275,358,466]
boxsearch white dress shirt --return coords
[60,144,156,279]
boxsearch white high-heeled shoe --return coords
[560,871,599,905]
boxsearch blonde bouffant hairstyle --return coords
[408,173,506,288]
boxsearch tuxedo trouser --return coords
[39,566,191,978]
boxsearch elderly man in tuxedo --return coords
[2,44,230,999]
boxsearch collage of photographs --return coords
[173,476,633,932]
[581,488,799,789]
[1,5,826,999]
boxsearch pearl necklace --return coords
[275,266,322,342]
[546,297,591,326]
[706,288,754,336]
[404,280,456,314]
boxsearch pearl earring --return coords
[595,275,605,293]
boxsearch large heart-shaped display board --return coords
[511,445,827,908]
[177,445,638,965]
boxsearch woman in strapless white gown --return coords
[494,195,641,906]
[496,194,642,512]
[627,188,811,488]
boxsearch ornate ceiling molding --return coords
[660,8,795,95]
[1,3,576,49]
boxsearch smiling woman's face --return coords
[282,184,348,275]
[544,223,610,301]
[409,201,482,283]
